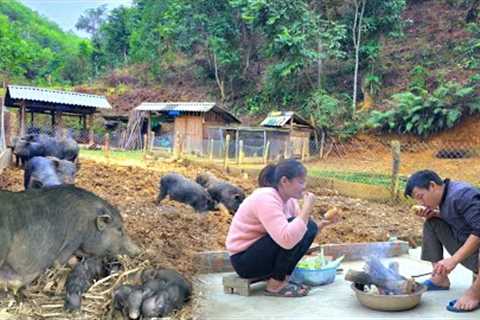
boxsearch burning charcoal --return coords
[345,257,416,295]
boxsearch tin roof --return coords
[260,111,313,128]
[136,102,216,112]
[5,85,112,109]
[135,102,240,123]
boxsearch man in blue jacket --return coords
[405,170,480,312]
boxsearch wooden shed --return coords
[260,111,315,158]
[135,102,240,154]
[3,85,112,144]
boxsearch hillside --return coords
[0,0,89,84]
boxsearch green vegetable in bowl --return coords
[296,248,345,270]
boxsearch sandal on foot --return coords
[446,299,480,313]
[423,279,450,291]
[288,279,311,292]
[264,282,308,297]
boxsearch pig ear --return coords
[96,214,113,231]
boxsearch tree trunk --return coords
[352,0,366,114]
[213,51,226,102]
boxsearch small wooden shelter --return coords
[135,102,240,154]
[260,111,315,158]
[4,85,112,143]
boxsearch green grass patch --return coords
[80,148,145,161]
[309,169,408,189]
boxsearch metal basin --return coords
[351,283,427,311]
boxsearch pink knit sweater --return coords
[226,187,307,255]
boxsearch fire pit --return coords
[351,283,427,311]
[345,257,428,311]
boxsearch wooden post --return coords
[238,140,244,165]
[301,140,306,161]
[143,134,148,154]
[18,102,26,136]
[284,140,289,159]
[173,131,180,158]
[88,114,94,145]
[235,129,240,162]
[104,132,110,159]
[51,110,55,130]
[263,141,270,164]
[150,130,155,151]
[224,134,230,169]
[0,96,5,150]
[262,130,267,154]
[56,111,64,138]
[208,138,214,161]
[391,140,401,200]
[146,112,152,149]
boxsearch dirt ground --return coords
[0,157,423,319]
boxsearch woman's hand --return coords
[318,207,341,229]
[299,192,316,223]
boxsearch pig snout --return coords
[122,237,141,257]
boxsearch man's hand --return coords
[433,257,459,277]
[411,205,439,219]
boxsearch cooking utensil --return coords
[351,283,427,311]
[410,272,432,278]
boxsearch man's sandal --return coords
[264,282,309,297]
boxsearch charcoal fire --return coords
[345,257,419,295]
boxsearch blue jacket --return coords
[439,179,480,242]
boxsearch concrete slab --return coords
[194,248,479,319]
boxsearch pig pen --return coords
[0,159,422,319]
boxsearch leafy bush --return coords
[368,80,480,136]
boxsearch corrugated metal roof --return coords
[6,85,112,109]
[260,111,295,127]
[260,111,313,128]
[135,102,216,112]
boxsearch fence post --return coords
[284,140,289,159]
[209,138,214,161]
[238,140,244,165]
[173,132,180,158]
[143,133,148,157]
[150,131,155,151]
[301,140,306,161]
[263,141,270,164]
[391,140,401,200]
[224,134,230,169]
[104,133,110,159]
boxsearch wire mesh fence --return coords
[5,111,480,199]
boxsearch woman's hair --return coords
[258,159,307,188]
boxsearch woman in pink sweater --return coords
[226,159,336,297]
